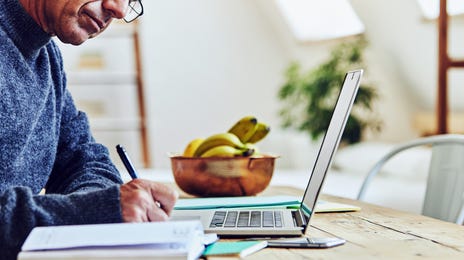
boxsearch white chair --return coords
[357,134,464,225]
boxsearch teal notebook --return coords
[203,241,267,257]
[174,195,301,210]
[174,195,361,212]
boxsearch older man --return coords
[0,0,178,258]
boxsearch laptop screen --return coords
[300,70,363,227]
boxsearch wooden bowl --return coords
[170,155,277,197]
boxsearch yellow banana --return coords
[228,116,258,143]
[183,138,204,157]
[193,132,245,157]
[246,122,270,143]
[200,145,253,158]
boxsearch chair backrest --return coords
[423,143,464,223]
[357,134,464,225]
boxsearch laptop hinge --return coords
[292,209,307,228]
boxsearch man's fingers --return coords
[147,201,169,222]
[120,179,178,223]
[148,182,178,215]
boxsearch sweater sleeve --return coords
[0,185,123,260]
[40,41,124,195]
[44,87,123,194]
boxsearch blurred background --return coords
[57,0,464,174]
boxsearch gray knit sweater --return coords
[0,0,124,259]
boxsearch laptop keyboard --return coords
[210,210,283,228]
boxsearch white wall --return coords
[60,0,464,170]
[140,0,293,169]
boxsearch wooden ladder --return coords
[437,0,464,134]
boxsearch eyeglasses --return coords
[124,0,144,23]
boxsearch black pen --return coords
[116,144,139,179]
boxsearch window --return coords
[275,0,364,42]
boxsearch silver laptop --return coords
[171,69,363,237]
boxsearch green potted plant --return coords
[278,37,381,144]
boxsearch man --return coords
[0,0,178,259]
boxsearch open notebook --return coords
[18,221,217,260]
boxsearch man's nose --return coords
[103,0,128,19]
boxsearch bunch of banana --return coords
[228,116,270,144]
[227,116,258,143]
[182,116,271,158]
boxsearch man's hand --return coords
[119,179,179,222]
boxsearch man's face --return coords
[48,0,128,45]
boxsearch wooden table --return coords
[203,186,464,259]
